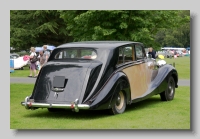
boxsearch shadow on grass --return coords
[126,95,162,112]
[23,108,111,120]
[22,96,163,119]
[126,95,166,112]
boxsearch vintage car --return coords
[21,41,178,115]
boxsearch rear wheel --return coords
[160,76,175,101]
[109,90,126,115]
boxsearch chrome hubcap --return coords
[116,96,121,106]
[116,91,124,110]
[168,80,174,96]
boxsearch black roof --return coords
[57,41,143,49]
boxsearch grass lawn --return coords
[10,84,190,129]
[10,56,190,79]
[161,56,190,79]
[10,65,32,77]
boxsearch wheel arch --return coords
[171,71,178,88]
[108,74,131,109]
[117,76,131,104]
[88,71,131,110]
[165,69,178,88]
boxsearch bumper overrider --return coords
[21,96,90,112]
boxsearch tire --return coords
[109,90,126,115]
[160,76,175,101]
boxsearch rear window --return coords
[54,48,97,59]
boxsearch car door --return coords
[121,44,156,100]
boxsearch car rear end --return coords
[21,48,103,112]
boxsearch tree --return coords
[11,10,189,52]
[154,10,190,49]
[10,10,72,51]
[59,10,181,49]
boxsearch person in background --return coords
[43,45,50,64]
[36,50,46,76]
[174,50,177,59]
[148,47,156,59]
[28,47,37,78]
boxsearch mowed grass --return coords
[160,56,190,79]
[10,65,32,77]
[10,84,190,129]
[10,56,190,79]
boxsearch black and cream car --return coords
[21,41,178,115]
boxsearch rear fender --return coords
[89,72,130,110]
[108,78,131,109]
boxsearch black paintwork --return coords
[28,41,178,111]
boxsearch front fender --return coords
[89,72,130,110]
[156,64,178,87]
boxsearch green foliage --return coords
[10,10,72,51]
[10,10,190,52]
[60,10,185,47]
[155,10,190,48]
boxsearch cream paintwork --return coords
[122,61,155,99]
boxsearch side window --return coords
[124,46,133,62]
[135,44,145,60]
[117,47,124,65]
[117,45,136,65]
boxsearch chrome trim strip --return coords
[51,87,64,92]
[116,60,145,69]
[21,102,90,110]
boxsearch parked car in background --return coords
[10,53,20,59]
[10,55,14,59]
[21,41,178,115]
[176,50,183,57]
[10,53,28,70]
[165,50,174,58]
[157,50,174,58]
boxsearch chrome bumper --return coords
[21,96,90,112]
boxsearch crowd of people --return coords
[28,45,51,78]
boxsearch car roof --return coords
[10,53,19,56]
[57,41,142,49]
